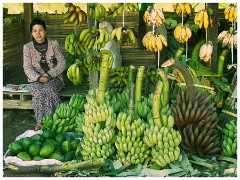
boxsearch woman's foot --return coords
[35,122,42,131]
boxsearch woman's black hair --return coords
[30,19,46,32]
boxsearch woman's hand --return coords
[39,76,49,83]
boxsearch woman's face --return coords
[32,24,46,43]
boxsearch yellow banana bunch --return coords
[93,28,110,50]
[194,10,210,29]
[173,3,193,16]
[67,58,87,85]
[224,3,237,22]
[143,7,165,27]
[62,4,87,27]
[111,27,136,45]
[174,25,192,43]
[199,41,213,62]
[218,27,237,49]
[108,3,139,18]
[142,31,168,52]
[88,3,107,23]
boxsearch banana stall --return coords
[2,2,237,177]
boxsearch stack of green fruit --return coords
[109,67,129,92]
[65,33,86,55]
[74,113,85,138]
[115,112,150,164]
[80,88,117,160]
[69,94,85,111]
[134,97,151,120]
[67,58,88,85]
[8,133,80,162]
[221,121,237,157]
[109,88,129,114]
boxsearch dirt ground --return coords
[2,109,52,177]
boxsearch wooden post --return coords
[207,3,219,73]
[23,3,33,43]
[87,4,99,89]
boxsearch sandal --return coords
[35,122,42,131]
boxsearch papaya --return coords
[55,134,66,144]
[61,140,72,154]
[29,143,41,156]
[42,130,55,139]
[49,152,64,162]
[70,139,80,150]
[33,156,44,161]
[8,141,22,155]
[17,152,32,161]
[22,137,33,151]
[64,151,75,162]
[31,134,44,142]
[39,144,55,158]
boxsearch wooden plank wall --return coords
[3,20,25,79]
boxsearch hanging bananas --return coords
[224,3,237,22]
[110,26,136,45]
[172,3,193,16]
[194,10,212,29]
[88,3,107,23]
[67,58,88,85]
[218,27,237,49]
[143,6,165,27]
[62,4,87,27]
[173,25,192,43]
[65,33,86,55]
[79,26,110,51]
[199,41,213,62]
[142,31,168,52]
[108,3,139,17]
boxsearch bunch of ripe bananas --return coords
[224,3,237,22]
[172,3,193,16]
[143,7,165,27]
[115,113,150,165]
[194,10,212,29]
[110,88,129,113]
[218,27,237,49]
[222,121,237,157]
[81,88,116,160]
[84,50,114,71]
[69,94,85,111]
[42,103,78,134]
[67,58,88,85]
[199,41,213,62]
[63,3,87,26]
[108,3,139,17]
[88,3,107,23]
[81,124,115,160]
[111,26,136,45]
[79,26,109,51]
[142,31,168,52]
[172,90,221,155]
[150,127,182,167]
[65,34,86,55]
[173,25,192,43]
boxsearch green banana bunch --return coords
[74,112,85,138]
[109,67,129,91]
[67,58,88,85]
[135,98,151,119]
[41,115,54,131]
[111,26,136,45]
[221,121,237,157]
[81,87,117,160]
[108,3,139,17]
[69,94,85,111]
[109,89,129,114]
[64,53,76,72]
[88,3,107,23]
[65,33,87,55]
[115,113,150,164]
[62,4,87,27]
[145,126,182,167]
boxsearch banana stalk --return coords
[134,66,145,103]
[162,59,196,101]
[128,82,135,119]
[97,53,109,104]
[152,81,163,126]
[128,65,135,89]
[217,49,230,75]
[157,69,169,107]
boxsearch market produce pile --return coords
[5,2,237,177]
